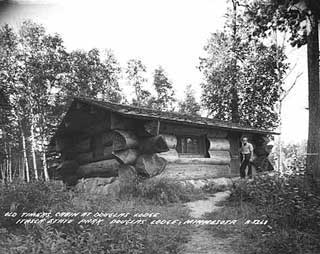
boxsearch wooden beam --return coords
[157,149,179,162]
[208,138,230,151]
[112,130,139,151]
[164,156,230,165]
[207,150,231,164]
[135,154,167,177]
[113,149,139,165]
[139,135,169,154]
[77,159,120,178]
[157,164,230,180]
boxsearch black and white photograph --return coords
[0,0,319,253]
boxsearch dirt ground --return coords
[180,191,237,254]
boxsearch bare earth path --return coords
[180,191,237,254]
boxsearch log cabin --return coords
[48,97,278,184]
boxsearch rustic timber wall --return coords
[55,115,251,184]
[155,127,233,180]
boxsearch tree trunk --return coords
[21,155,25,180]
[21,128,30,182]
[4,139,8,182]
[8,145,12,182]
[306,15,320,180]
[0,163,4,183]
[41,136,50,181]
[30,119,38,180]
[42,151,49,181]
[231,0,240,123]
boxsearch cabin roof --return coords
[49,97,279,148]
[67,97,279,135]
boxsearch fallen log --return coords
[156,163,230,180]
[135,154,167,177]
[113,149,139,165]
[77,159,120,178]
[112,130,139,151]
[139,135,169,154]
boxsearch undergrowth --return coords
[0,179,192,254]
[205,171,320,254]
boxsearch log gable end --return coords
[49,97,278,183]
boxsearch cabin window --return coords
[176,135,205,157]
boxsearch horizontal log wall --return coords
[170,156,231,165]
[157,149,179,162]
[207,137,231,165]
[112,130,139,151]
[157,164,230,180]
[56,115,242,182]
[78,159,120,178]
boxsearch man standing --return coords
[240,136,254,178]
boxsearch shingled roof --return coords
[70,97,279,135]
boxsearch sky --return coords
[0,0,309,143]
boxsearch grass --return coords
[0,179,198,254]
[204,172,320,254]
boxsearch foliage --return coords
[245,0,320,179]
[0,180,70,229]
[200,2,288,129]
[60,49,122,101]
[282,140,307,171]
[245,0,320,47]
[125,59,151,107]
[0,21,123,182]
[148,66,176,111]
[178,84,201,115]
[205,171,320,254]
[0,181,191,254]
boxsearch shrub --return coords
[208,171,320,254]
[0,180,72,229]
